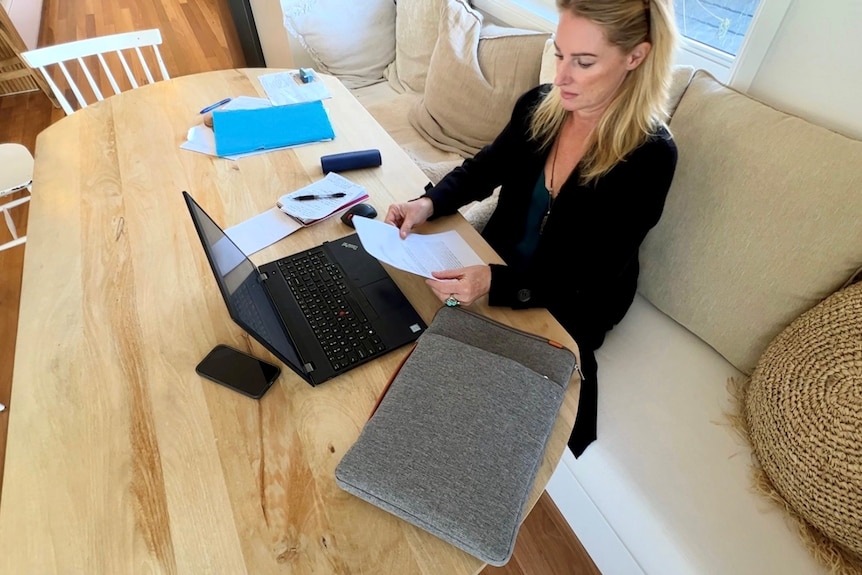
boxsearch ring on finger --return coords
[445,294,460,307]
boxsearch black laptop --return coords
[183,191,427,386]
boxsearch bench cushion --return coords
[562,294,827,574]
[352,82,463,183]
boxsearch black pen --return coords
[292,192,347,201]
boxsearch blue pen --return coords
[199,97,232,114]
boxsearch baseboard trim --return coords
[546,448,645,575]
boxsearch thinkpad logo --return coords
[341,242,358,251]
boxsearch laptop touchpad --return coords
[360,278,410,320]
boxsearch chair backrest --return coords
[20,29,170,115]
[0,143,34,252]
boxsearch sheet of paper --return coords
[225,207,303,256]
[180,96,274,160]
[353,217,485,279]
[222,95,273,111]
[259,70,332,105]
[277,173,368,224]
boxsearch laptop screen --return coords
[183,192,304,372]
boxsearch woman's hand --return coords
[426,265,492,307]
[384,198,434,239]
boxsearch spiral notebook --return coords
[276,173,368,225]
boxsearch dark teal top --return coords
[511,172,551,271]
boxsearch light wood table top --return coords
[0,69,580,574]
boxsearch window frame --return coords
[726,0,792,90]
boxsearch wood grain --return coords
[0,189,27,492]
[0,1,599,573]
[0,0,246,504]
[0,69,580,574]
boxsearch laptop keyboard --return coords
[277,248,387,371]
[231,274,276,340]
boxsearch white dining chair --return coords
[0,143,34,253]
[20,29,170,115]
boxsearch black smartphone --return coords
[195,344,281,399]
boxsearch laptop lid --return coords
[183,191,310,381]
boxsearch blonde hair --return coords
[529,0,678,184]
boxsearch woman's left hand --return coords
[426,265,492,307]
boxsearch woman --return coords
[385,0,678,456]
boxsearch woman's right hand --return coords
[384,197,434,239]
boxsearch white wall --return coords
[249,0,296,68]
[4,0,44,50]
[746,0,862,139]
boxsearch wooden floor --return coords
[0,1,599,573]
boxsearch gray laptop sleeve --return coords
[334,306,577,566]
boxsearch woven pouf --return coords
[746,281,862,568]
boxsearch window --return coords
[473,0,791,89]
[674,0,759,57]
[672,0,791,88]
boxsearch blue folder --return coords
[212,100,335,157]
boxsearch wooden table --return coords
[0,69,579,574]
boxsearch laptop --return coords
[183,191,427,386]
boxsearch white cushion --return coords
[562,294,826,574]
[280,0,395,89]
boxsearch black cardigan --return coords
[425,85,677,349]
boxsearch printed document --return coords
[259,70,332,105]
[353,217,484,279]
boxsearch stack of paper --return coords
[277,173,369,225]
[224,173,368,256]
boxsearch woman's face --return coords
[553,11,648,117]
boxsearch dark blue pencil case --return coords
[320,149,382,173]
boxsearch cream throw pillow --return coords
[409,0,548,157]
[384,0,445,93]
[638,70,862,374]
[281,0,395,89]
